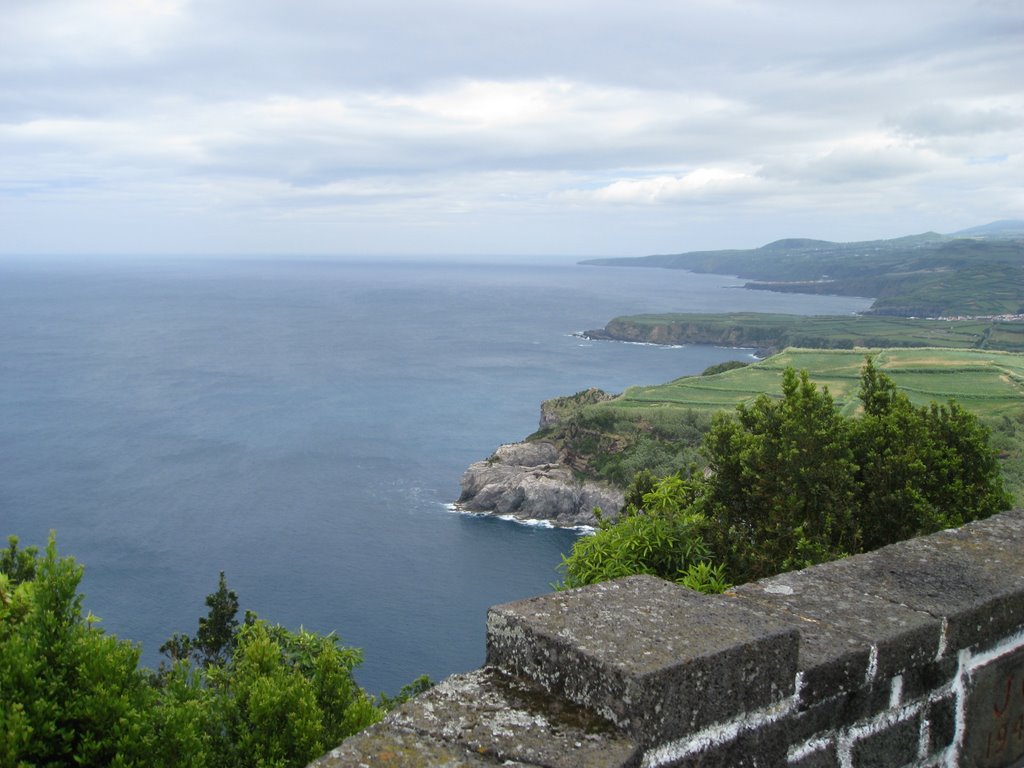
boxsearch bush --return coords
[558,360,1011,591]
[1,537,389,768]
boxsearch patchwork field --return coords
[606,347,1024,419]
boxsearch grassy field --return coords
[538,347,1024,499]
[608,348,1024,419]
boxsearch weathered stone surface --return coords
[308,725,510,767]
[312,511,1024,768]
[486,575,800,746]
[849,716,921,768]
[648,722,789,768]
[926,694,957,754]
[824,515,1024,655]
[457,440,623,527]
[962,646,1024,768]
[385,668,639,768]
[788,741,839,768]
[732,562,941,704]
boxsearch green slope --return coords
[581,226,1024,317]
[537,347,1024,499]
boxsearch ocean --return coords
[0,255,871,694]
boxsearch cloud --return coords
[890,102,1022,138]
[762,135,937,185]
[1,0,1022,255]
[557,168,763,205]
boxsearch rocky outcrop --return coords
[538,388,614,429]
[457,441,624,528]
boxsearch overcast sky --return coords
[2,0,1022,257]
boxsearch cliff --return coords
[456,440,624,527]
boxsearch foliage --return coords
[701,360,751,376]
[583,232,1024,317]
[536,404,712,488]
[559,361,1012,590]
[703,368,860,580]
[0,534,152,768]
[378,674,435,712]
[160,571,239,668]
[159,618,383,768]
[599,312,1024,353]
[852,358,1011,549]
[1,540,390,768]
[558,475,726,591]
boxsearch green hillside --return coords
[536,348,1024,499]
[581,226,1024,317]
[612,347,1024,418]
[586,312,1024,354]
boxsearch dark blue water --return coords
[0,256,871,693]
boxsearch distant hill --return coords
[580,221,1024,317]
[951,220,1024,238]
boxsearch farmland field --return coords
[604,347,1024,419]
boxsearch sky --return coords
[2,0,1022,257]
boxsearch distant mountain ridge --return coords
[580,221,1024,318]
[951,219,1024,237]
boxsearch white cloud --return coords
[1,0,1022,255]
[558,168,763,205]
[3,0,189,67]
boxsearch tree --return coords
[159,571,239,668]
[153,574,383,767]
[558,362,1012,591]
[1,535,152,767]
[558,474,728,593]
[703,368,859,582]
[2,540,389,768]
[851,357,1011,549]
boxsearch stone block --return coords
[308,725,508,767]
[961,645,1024,768]
[899,656,958,703]
[486,575,800,746]
[733,563,941,705]
[926,694,957,755]
[384,668,638,768]
[646,720,790,768]
[849,715,921,768]
[831,515,1024,655]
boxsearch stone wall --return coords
[311,509,1024,767]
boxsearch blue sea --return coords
[0,255,871,694]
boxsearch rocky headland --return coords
[456,441,623,527]
[456,390,624,527]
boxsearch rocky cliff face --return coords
[456,440,624,528]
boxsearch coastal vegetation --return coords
[558,361,1011,591]
[533,347,1024,500]
[580,223,1024,317]
[0,538,426,768]
[561,223,1024,503]
[585,312,1024,355]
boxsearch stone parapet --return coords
[311,509,1024,767]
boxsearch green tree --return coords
[852,357,1010,549]
[0,534,152,768]
[159,571,238,668]
[703,368,859,582]
[2,541,388,768]
[153,576,383,767]
[558,475,728,592]
[558,362,1011,591]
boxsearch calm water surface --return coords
[0,256,871,693]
